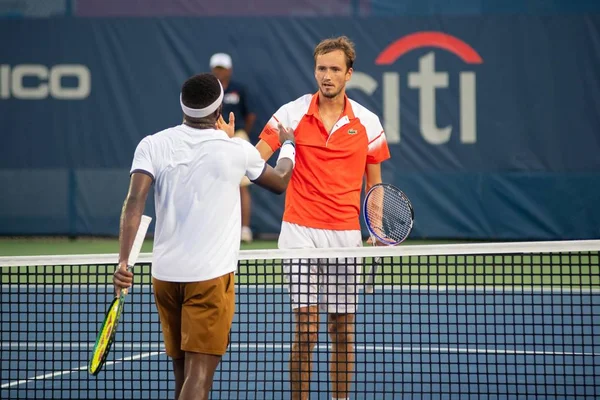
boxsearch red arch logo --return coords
[375,32,483,65]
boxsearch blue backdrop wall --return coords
[1,16,599,239]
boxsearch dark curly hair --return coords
[181,73,221,113]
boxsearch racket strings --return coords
[89,298,122,374]
[366,186,413,243]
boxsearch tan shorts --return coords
[153,272,235,358]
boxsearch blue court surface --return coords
[1,285,599,399]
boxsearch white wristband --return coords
[277,141,296,167]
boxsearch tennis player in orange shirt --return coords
[256,36,391,400]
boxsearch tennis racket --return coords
[88,215,152,375]
[363,183,414,293]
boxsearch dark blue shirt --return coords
[222,81,252,129]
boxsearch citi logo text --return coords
[0,64,91,100]
[348,32,483,144]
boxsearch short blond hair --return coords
[313,36,356,70]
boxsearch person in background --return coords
[210,52,258,243]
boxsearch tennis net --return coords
[1,240,599,399]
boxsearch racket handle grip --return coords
[124,265,132,295]
[364,254,381,293]
[115,265,132,297]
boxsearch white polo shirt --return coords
[130,124,266,282]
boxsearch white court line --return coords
[2,284,600,293]
[231,344,600,357]
[2,342,600,357]
[0,351,163,389]
[2,342,599,389]
[2,342,598,356]
[1,342,164,349]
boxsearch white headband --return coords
[180,80,224,118]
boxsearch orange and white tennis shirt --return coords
[259,93,391,231]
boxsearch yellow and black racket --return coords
[88,215,152,375]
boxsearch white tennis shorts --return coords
[278,221,363,314]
